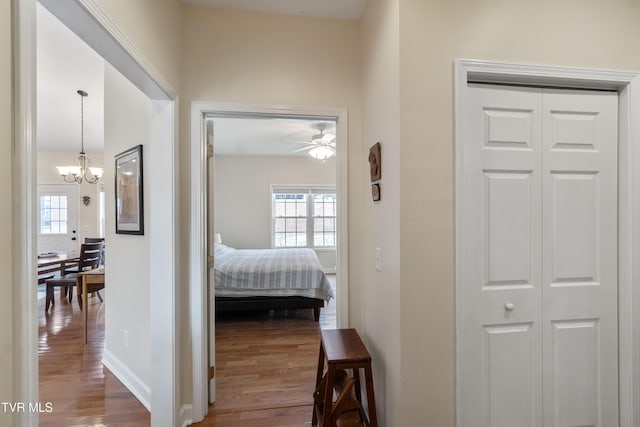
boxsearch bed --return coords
[214,243,334,321]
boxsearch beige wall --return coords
[84,0,184,415]
[360,0,402,426]
[214,155,337,269]
[398,1,640,426]
[0,0,12,423]
[180,5,363,404]
[92,0,182,89]
[103,63,152,394]
[360,0,401,424]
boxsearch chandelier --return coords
[56,90,103,184]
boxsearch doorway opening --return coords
[14,0,178,425]
[190,103,349,421]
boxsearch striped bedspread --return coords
[214,244,333,302]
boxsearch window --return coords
[40,195,68,234]
[272,186,336,249]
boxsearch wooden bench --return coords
[312,328,377,427]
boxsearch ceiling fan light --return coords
[309,146,335,160]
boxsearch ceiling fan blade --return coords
[292,146,313,153]
[320,133,336,142]
[287,140,317,146]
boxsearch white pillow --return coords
[214,243,235,259]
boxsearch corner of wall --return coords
[102,349,151,411]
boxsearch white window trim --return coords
[270,184,337,249]
[38,193,70,235]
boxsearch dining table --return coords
[78,268,105,344]
[37,252,80,284]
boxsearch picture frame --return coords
[368,142,381,182]
[115,145,144,235]
[372,183,381,202]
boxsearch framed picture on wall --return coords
[369,142,381,182]
[115,145,144,235]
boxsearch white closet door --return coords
[461,84,543,427]
[460,84,619,427]
[541,89,618,427]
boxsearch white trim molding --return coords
[102,350,151,411]
[12,0,38,425]
[455,59,640,427]
[179,404,193,427]
[189,101,349,422]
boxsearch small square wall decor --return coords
[372,183,381,202]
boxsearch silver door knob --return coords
[505,302,515,311]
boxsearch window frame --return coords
[38,193,70,236]
[271,184,337,250]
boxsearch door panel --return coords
[461,85,542,427]
[542,90,618,427]
[550,172,598,284]
[483,171,534,288]
[483,323,535,427]
[551,320,599,427]
[461,85,618,427]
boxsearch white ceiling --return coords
[213,117,336,156]
[37,3,105,153]
[182,0,367,20]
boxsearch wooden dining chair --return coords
[84,237,105,266]
[56,237,105,301]
[44,242,103,312]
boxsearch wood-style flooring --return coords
[38,275,337,427]
[38,289,150,427]
[191,275,336,426]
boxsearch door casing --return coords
[455,59,640,426]
[189,102,350,422]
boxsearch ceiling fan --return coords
[291,123,336,160]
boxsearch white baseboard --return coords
[102,349,151,411]
[179,404,193,427]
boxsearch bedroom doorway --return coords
[190,102,349,421]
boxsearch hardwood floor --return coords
[38,274,337,427]
[38,290,150,427]
[191,309,321,426]
[191,274,337,426]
